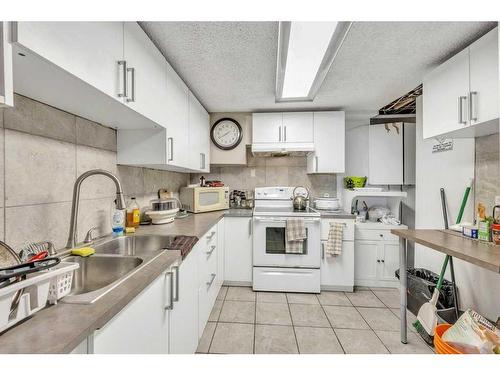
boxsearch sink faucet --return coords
[66,169,126,249]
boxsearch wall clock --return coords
[210,118,243,150]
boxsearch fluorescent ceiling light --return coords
[276,21,352,102]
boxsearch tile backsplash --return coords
[191,148,337,198]
[475,133,500,215]
[0,94,189,250]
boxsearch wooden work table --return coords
[390,228,500,344]
[391,229,500,273]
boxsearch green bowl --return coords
[343,176,367,189]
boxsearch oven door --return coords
[253,216,321,268]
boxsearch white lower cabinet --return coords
[354,228,401,288]
[320,241,354,292]
[92,270,170,354]
[320,218,355,292]
[169,250,199,354]
[197,223,220,337]
[79,220,224,354]
[224,217,253,285]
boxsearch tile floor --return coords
[196,286,434,354]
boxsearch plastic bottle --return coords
[126,197,141,228]
[111,200,125,236]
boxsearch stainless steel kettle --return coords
[291,186,310,211]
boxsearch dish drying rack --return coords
[0,261,78,333]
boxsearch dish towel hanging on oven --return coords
[326,222,343,256]
[285,218,306,254]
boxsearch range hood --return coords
[251,142,315,157]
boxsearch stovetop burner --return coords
[253,205,320,217]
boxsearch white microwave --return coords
[180,186,229,213]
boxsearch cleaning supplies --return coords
[413,188,450,344]
[413,255,449,345]
[126,197,141,228]
[71,247,95,257]
[111,199,125,236]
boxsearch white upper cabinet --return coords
[13,22,124,101]
[0,22,13,107]
[369,122,415,186]
[423,48,470,139]
[423,27,499,139]
[165,62,190,169]
[282,112,313,143]
[188,91,210,172]
[469,28,499,126]
[307,111,345,173]
[123,22,168,127]
[252,113,283,143]
[252,112,314,144]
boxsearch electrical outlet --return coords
[496,196,500,205]
[250,168,256,177]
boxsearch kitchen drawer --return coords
[253,267,320,293]
[201,224,218,248]
[321,219,355,241]
[198,268,219,337]
[355,228,400,242]
[199,243,217,280]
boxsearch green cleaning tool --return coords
[413,188,450,345]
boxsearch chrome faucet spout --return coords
[66,169,125,249]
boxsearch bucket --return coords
[434,324,462,354]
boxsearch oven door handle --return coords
[253,216,320,223]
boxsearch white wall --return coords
[415,96,500,320]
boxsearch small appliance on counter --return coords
[180,186,229,213]
[145,198,179,225]
[230,189,254,209]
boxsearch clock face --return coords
[210,118,243,150]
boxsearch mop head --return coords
[413,320,434,346]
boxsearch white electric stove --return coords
[252,187,321,293]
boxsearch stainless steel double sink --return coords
[61,235,176,304]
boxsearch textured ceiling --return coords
[140,21,497,113]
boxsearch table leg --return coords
[399,237,408,344]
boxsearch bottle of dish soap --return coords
[111,199,125,236]
[126,197,141,228]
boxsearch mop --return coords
[413,186,466,344]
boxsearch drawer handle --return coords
[206,245,216,256]
[381,259,385,263]
[164,271,174,310]
[206,273,216,288]
[377,259,381,263]
[379,234,383,237]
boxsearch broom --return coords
[413,188,450,344]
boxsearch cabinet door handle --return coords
[381,259,385,263]
[458,96,467,125]
[164,271,174,310]
[284,126,287,141]
[321,243,325,259]
[168,137,174,162]
[315,156,319,172]
[172,265,179,302]
[206,245,216,257]
[206,273,216,288]
[126,67,136,103]
[207,231,216,241]
[377,259,381,263]
[117,60,127,98]
[278,126,282,142]
[249,219,252,235]
[469,91,478,122]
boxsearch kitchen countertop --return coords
[317,210,355,219]
[0,209,242,353]
[391,229,500,273]
[0,250,181,354]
